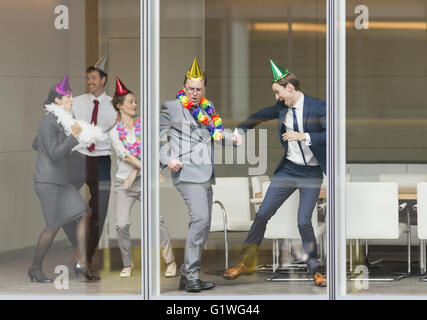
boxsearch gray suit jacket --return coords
[160,99,232,186]
[33,113,79,185]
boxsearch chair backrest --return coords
[251,175,270,212]
[321,173,351,190]
[378,173,427,192]
[345,182,399,239]
[417,183,427,239]
[251,175,270,197]
[262,181,319,239]
[210,177,251,231]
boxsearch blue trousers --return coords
[242,161,323,274]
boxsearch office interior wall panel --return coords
[106,37,141,242]
[0,0,85,251]
[346,0,427,162]
[159,38,203,104]
[158,0,204,244]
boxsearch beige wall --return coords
[159,0,205,105]
[159,0,205,241]
[347,0,427,162]
[0,0,141,252]
[98,0,141,246]
[0,0,85,251]
[206,0,326,178]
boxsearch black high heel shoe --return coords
[73,263,101,281]
[28,268,53,283]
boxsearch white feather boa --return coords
[44,103,105,147]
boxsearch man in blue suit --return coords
[223,60,327,287]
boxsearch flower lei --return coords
[176,90,224,141]
[116,116,142,160]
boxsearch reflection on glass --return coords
[345,0,427,296]
[158,0,327,296]
[0,0,141,296]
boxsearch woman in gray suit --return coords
[30,75,102,283]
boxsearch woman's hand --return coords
[124,153,141,169]
[123,168,138,189]
[71,122,82,138]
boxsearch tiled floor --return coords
[0,242,141,297]
[2,240,427,298]
[159,246,327,297]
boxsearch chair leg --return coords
[224,228,229,270]
[265,239,314,282]
[356,239,360,264]
[394,208,412,279]
[423,240,426,274]
[419,240,427,281]
[407,208,412,274]
[348,239,404,282]
[275,239,280,272]
[364,240,382,266]
[420,240,425,275]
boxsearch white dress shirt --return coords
[284,93,319,166]
[72,92,117,156]
[109,125,141,180]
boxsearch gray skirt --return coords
[35,182,87,229]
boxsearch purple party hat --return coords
[55,74,72,95]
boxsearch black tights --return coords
[31,213,89,272]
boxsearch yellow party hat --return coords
[185,58,205,80]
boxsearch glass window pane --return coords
[156,0,328,298]
[0,0,141,297]
[343,0,427,297]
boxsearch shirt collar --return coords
[89,92,106,103]
[291,93,304,110]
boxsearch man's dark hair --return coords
[275,73,301,91]
[86,66,108,86]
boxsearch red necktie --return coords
[87,99,99,152]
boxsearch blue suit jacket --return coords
[237,95,326,175]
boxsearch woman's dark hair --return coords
[112,91,134,112]
[44,87,64,106]
[275,73,301,91]
[86,66,108,85]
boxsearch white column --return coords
[327,0,346,299]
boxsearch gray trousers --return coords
[160,216,175,265]
[115,177,141,267]
[175,181,213,280]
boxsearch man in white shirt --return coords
[65,56,117,274]
[223,60,327,287]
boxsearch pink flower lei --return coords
[116,116,142,160]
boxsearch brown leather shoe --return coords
[223,262,255,280]
[313,272,327,287]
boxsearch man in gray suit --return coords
[160,58,241,292]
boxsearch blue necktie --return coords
[292,107,307,165]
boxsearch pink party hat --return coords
[55,74,72,95]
